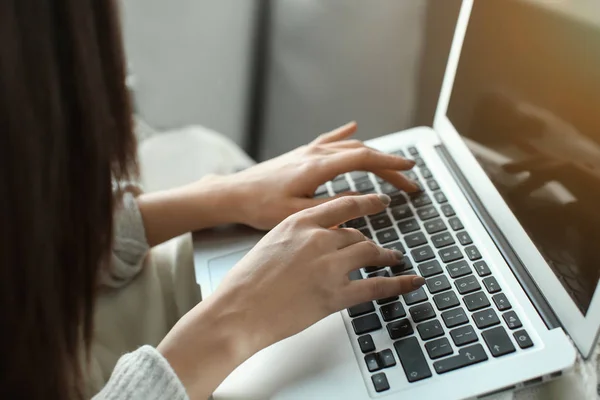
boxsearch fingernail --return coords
[412,276,426,288]
[410,180,422,192]
[392,250,404,261]
[408,159,417,167]
[377,194,391,206]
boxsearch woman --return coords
[0,1,424,399]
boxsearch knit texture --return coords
[92,346,188,400]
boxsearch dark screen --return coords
[448,0,600,314]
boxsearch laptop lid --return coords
[433,0,600,357]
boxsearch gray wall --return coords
[121,0,258,146]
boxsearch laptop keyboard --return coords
[316,146,534,394]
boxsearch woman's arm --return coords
[136,175,245,247]
[137,122,417,247]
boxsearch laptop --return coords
[194,0,600,398]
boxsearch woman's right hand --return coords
[158,194,425,399]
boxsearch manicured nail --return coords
[393,250,404,261]
[378,194,391,206]
[412,276,426,288]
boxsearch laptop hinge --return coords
[435,145,560,330]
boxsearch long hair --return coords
[0,0,137,398]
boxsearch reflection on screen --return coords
[448,0,600,314]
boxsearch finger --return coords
[337,240,403,270]
[374,169,420,193]
[327,139,364,149]
[324,148,416,179]
[334,228,371,249]
[312,121,357,145]
[344,275,426,306]
[303,194,391,228]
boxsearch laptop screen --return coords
[447,0,600,315]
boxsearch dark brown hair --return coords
[0,0,137,398]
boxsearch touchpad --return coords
[207,248,251,292]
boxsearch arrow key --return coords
[482,326,515,357]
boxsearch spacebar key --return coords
[394,337,432,382]
[433,344,488,374]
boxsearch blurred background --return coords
[120,0,598,163]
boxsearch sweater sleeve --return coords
[100,182,150,288]
[92,346,188,400]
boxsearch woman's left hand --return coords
[226,121,419,230]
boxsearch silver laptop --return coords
[194,0,600,398]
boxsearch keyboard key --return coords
[513,329,533,349]
[439,246,463,263]
[409,302,436,322]
[420,167,432,179]
[376,228,399,244]
[365,353,381,372]
[426,275,451,294]
[427,179,440,191]
[370,214,393,231]
[483,276,501,293]
[433,290,460,310]
[450,325,478,346]
[448,217,464,231]
[403,287,428,305]
[379,182,399,195]
[417,206,439,221]
[482,326,516,357]
[417,319,444,341]
[358,334,376,353]
[447,260,472,278]
[371,372,390,392]
[380,302,406,322]
[359,228,372,239]
[387,318,414,340]
[414,157,425,167]
[390,258,413,275]
[350,171,369,182]
[377,296,399,305]
[408,146,419,156]
[474,261,491,277]
[384,241,406,254]
[314,184,328,197]
[368,270,390,279]
[493,293,512,311]
[411,245,435,263]
[378,349,397,368]
[405,232,427,248]
[433,344,488,374]
[424,219,447,234]
[356,179,375,193]
[503,311,522,329]
[441,204,455,216]
[390,193,408,207]
[333,174,346,182]
[434,191,448,204]
[404,170,418,181]
[442,307,469,328]
[364,265,384,273]
[418,260,443,277]
[465,245,482,261]
[391,205,412,221]
[411,193,432,208]
[352,313,382,335]
[394,337,432,382]
[431,232,455,249]
[398,219,420,234]
[463,291,491,311]
[455,275,481,295]
[331,179,350,193]
[348,302,375,317]
[425,337,453,360]
[346,217,367,229]
[349,269,363,281]
[456,231,473,245]
[472,308,500,329]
